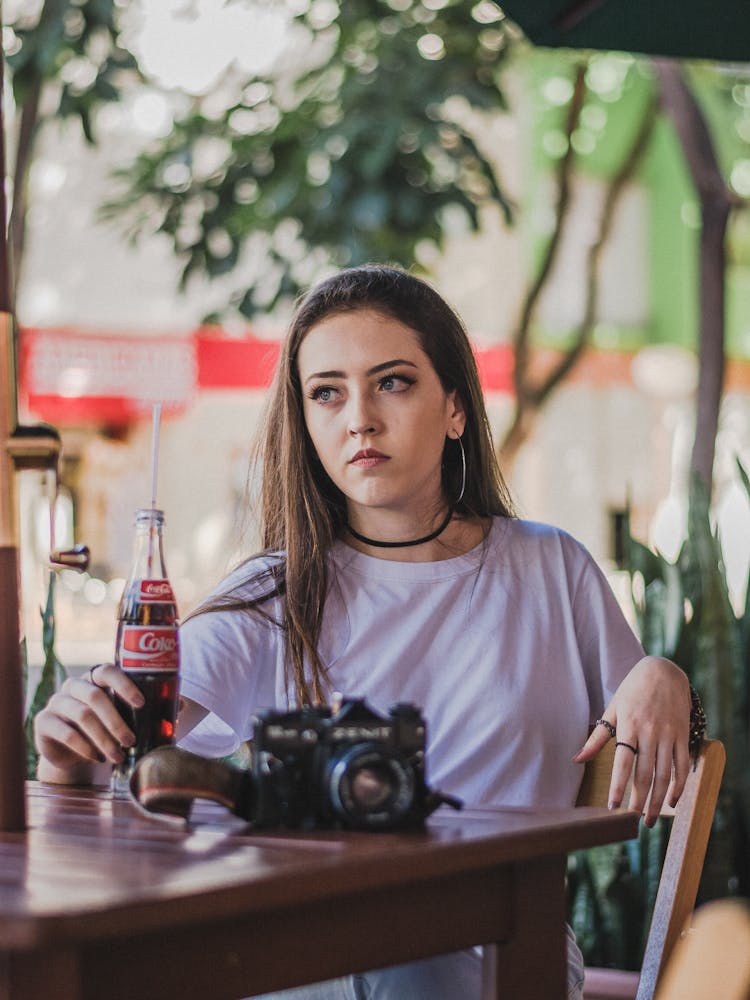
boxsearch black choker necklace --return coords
[346,508,453,549]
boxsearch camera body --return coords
[250,697,436,830]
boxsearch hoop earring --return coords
[455,435,466,505]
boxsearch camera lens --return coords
[350,764,394,810]
[327,744,414,829]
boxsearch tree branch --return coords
[653,60,737,492]
[8,0,66,301]
[512,62,587,399]
[9,75,42,300]
[499,85,658,467]
[529,95,659,406]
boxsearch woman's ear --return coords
[447,391,467,439]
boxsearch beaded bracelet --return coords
[689,684,707,760]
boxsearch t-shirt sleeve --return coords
[177,602,282,758]
[566,538,644,721]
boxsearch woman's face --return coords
[297,309,465,528]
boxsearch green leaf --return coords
[595,468,750,965]
[625,535,667,588]
[737,457,750,501]
[24,574,67,779]
[603,847,645,969]
[737,459,750,649]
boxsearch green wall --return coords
[522,50,750,360]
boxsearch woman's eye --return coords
[310,385,338,403]
[379,373,414,392]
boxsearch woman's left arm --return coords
[573,655,692,827]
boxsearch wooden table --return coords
[0,782,638,1000]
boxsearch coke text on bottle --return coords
[113,509,180,783]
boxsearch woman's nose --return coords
[347,394,379,436]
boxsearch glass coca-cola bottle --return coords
[112,507,180,791]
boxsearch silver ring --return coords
[88,664,107,689]
[595,718,616,739]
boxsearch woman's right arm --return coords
[34,663,208,785]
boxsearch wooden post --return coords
[0,312,26,831]
[0,0,27,832]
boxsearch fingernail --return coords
[110,748,125,764]
[571,751,583,762]
[608,800,618,810]
[121,733,135,748]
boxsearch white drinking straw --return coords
[150,402,162,513]
[147,403,162,576]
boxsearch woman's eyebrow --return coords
[367,359,418,376]
[304,369,344,384]
[303,358,418,385]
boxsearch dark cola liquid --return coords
[113,673,179,760]
[113,584,180,774]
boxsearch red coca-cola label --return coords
[138,580,176,603]
[119,625,179,672]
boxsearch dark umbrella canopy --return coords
[500,0,750,63]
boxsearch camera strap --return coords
[129,746,254,824]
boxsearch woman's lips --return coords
[350,449,390,469]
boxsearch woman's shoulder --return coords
[492,517,592,565]
[189,550,285,611]
[495,516,580,545]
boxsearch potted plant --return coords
[568,461,750,967]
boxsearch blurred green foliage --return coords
[9,2,750,344]
[8,0,141,143]
[100,0,517,319]
[23,574,66,780]
[567,463,750,968]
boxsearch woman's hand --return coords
[34,663,144,782]
[573,656,692,827]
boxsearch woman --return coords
[35,265,692,1000]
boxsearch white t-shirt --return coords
[179,517,643,808]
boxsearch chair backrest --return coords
[576,738,726,1000]
[654,899,750,1000]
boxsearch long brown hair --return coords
[196,265,515,705]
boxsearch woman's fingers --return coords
[669,737,691,808]
[76,676,141,751]
[605,736,636,811]
[628,731,657,816]
[35,701,109,765]
[572,721,614,763]
[605,729,689,827]
[610,729,689,826]
[595,655,693,824]
[36,688,125,765]
[87,663,145,708]
[641,743,675,827]
[34,666,144,769]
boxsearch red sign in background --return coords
[19,326,514,426]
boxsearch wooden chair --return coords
[654,898,750,1000]
[575,738,725,1000]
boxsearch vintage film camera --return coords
[130,696,462,831]
[250,696,461,830]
